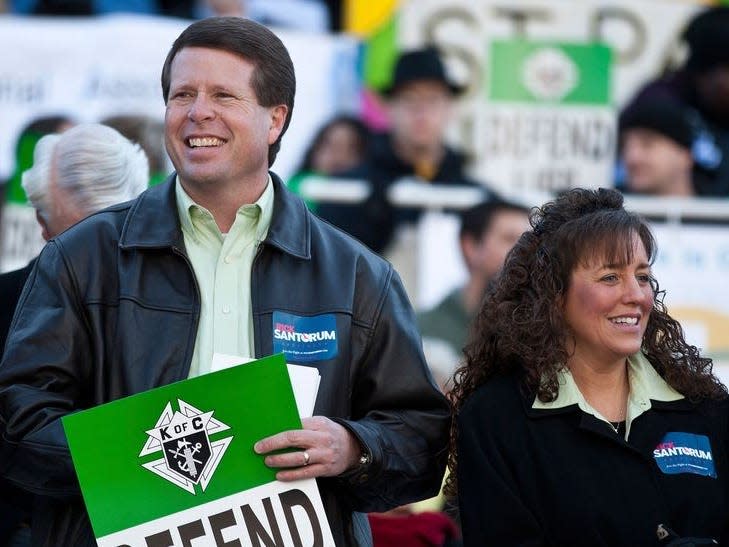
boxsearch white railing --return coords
[298,176,729,222]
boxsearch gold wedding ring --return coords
[303,451,310,466]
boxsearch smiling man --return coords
[0,18,449,546]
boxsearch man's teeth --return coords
[188,137,223,147]
[611,317,638,325]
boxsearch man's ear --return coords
[460,234,478,272]
[35,210,51,242]
[268,105,288,145]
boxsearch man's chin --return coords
[178,171,224,188]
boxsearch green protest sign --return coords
[480,38,615,194]
[488,39,611,105]
[63,353,334,546]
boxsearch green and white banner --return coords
[63,354,334,546]
[478,39,615,194]
[487,40,610,105]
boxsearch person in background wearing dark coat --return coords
[0,123,148,353]
[317,47,488,254]
[623,6,729,196]
[417,199,529,371]
[448,188,729,546]
[287,114,370,212]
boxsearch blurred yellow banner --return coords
[344,0,400,35]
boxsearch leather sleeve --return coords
[0,241,91,498]
[333,267,450,512]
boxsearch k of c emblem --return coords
[139,399,233,494]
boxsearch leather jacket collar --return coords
[119,172,311,260]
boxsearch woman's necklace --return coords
[608,420,625,436]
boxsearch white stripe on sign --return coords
[96,478,334,547]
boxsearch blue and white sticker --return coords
[653,432,716,478]
[272,311,338,363]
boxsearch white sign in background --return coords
[0,15,359,182]
[476,105,615,194]
[651,223,729,354]
[0,204,43,272]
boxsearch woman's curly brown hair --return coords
[444,188,726,497]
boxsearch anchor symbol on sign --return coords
[168,439,203,478]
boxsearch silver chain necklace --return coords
[608,420,624,436]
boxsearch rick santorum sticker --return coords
[273,311,338,362]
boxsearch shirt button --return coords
[222,305,231,314]
[224,255,233,264]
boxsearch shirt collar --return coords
[253,175,274,243]
[532,352,684,413]
[175,178,199,240]
[175,175,274,242]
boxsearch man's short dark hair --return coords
[459,199,530,241]
[161,17,296,167]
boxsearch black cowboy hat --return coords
[381,46,465,97]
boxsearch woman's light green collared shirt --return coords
[175,177,274,377]
[532,352,684,439]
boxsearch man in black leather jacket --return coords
[0,17,449,547]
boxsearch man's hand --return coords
[253,416,361,481]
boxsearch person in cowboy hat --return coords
[317,46,491,256]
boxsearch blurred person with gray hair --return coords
[100,114,169,186]
[0,123,147,546]
[22,124,148,242]
[1,121,148,355]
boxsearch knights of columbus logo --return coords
[139,399,233,494]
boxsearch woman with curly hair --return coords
[448,188,729,546]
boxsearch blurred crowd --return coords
[1,3,729,547]
[1,0,342,32]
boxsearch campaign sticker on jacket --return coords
[273,311,338,362]
[653,432,717,478]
